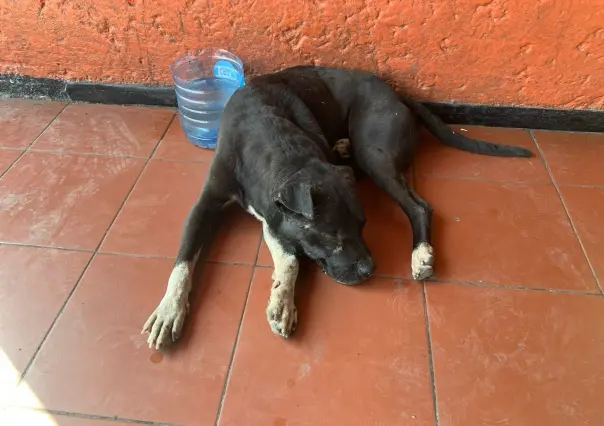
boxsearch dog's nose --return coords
[357,257,375,278]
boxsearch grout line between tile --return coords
[214,231,264,426]
[421,284,440,426]
[529,128,604,135]
[426,278,603,297]
[209,260,269,268]
[17,250,97,383]
[0,102,70,180]
[25,150,214,165]
[3,234,598,297]
[151,157,215,165]
[555,183,604,190]
[25,109,176,163]
[5,103,80,382]
[16,407,180,425]
[96,249,271,268]
[26,148,149,160]
[373,273,603,297]
[24,150,213,165]
[6,110,264,425]
[0,240,271,268]
[211,260,269,268]
[0,147,26,152]
[18,115,177,384]
[530,130,603,296]
[416,174,553,186]
[0,241,95,253]
[96,114,176,251]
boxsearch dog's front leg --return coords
[262,223,299,338]
[142,187,226,350]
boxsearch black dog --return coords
[143,66,532,349]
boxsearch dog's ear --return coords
[274,182,314,220]
[333,165,355,184]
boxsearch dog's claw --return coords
[266,286,297,338]
[142,298,187,350]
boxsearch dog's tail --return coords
[401,97,533,158]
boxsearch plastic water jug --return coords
[171,49,245,149]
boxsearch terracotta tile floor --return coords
[0,101,602,426]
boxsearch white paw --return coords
[142,297,188,350]
[412,243,435,281]
[266,285,297,338]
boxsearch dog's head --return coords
[273,164,375,285]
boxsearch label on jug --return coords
[214,61,244,86]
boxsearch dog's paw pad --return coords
[266,287,297,338]
[412,243,435,281]
[142,298,187,350]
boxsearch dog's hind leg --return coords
[407,187,435,280]
[247,206,299,338]
[360,160,434,281]
[349,83,435,280]
[142,173,231,349]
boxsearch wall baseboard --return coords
[424,102,604,133]
[66,82,176,107]
[0,74,70,101]
[2,73,603,132]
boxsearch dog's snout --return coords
[357,257,375,278]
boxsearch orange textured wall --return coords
[1,0,603,109]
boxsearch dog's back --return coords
[246,67,396,144]
[229,66,533,158]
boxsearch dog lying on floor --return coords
[142,66,532,349]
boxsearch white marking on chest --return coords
[247,205,296,279]
[247,205,299,337]
[246,205,264,222]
